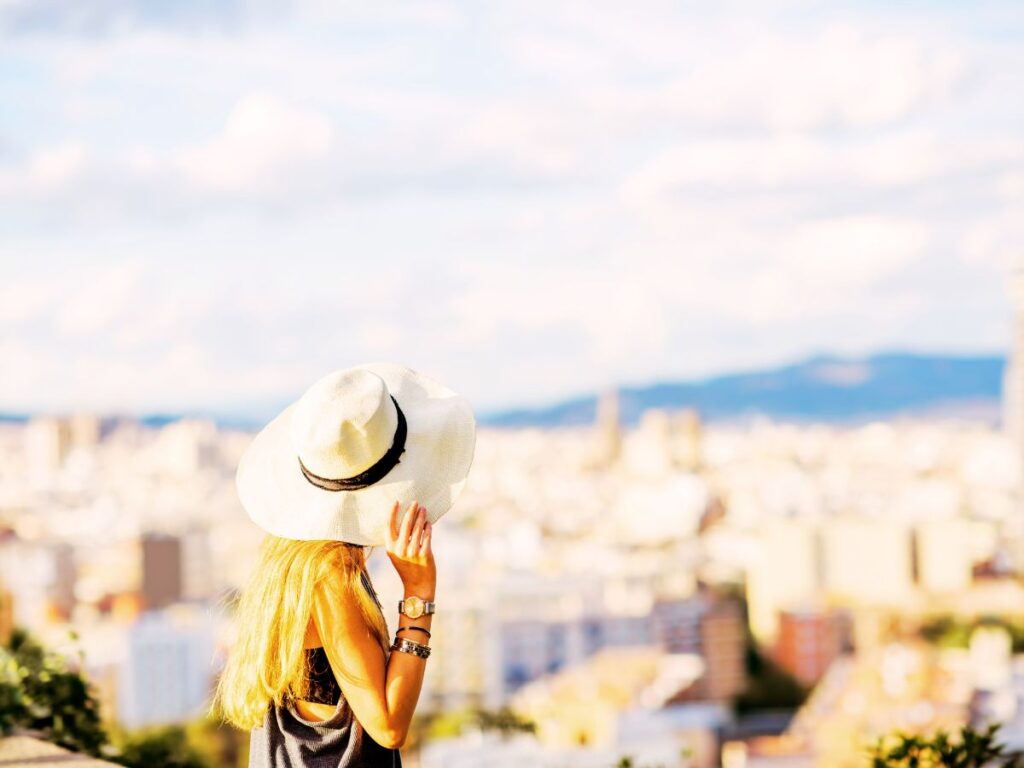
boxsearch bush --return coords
[473,705,537,739]
[0,625,243,767]
[0,627,107,756]
[418,704,536,744]
[869,723,1024,767]
[735,630,807,713]
[108,725,211,768]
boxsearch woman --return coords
[213,362,476,767]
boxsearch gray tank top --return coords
[248,570,403,768]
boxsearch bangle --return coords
[391,637,431,659]
[397,626,431,639]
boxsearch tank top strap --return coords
[358,568,392,662]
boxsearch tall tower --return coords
[141,533,183,610]
[1002,261,1024,464]
[590,388,622,468]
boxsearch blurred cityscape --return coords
[3,0,1023,764]
[3,276,1024,767]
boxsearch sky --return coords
[1,0,1023,418]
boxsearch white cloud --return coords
[27,140,87,189]
[175,92,333,192]
[0,1,1020,413]
[54,260,143,337]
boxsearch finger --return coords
[408,507,426,557]
[399,500,419,551]
[417,521,432,557]
[388,501,400,544]
[414,507,431,551]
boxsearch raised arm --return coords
[310,500,435,749]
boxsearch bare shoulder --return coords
[311,568,365,634]
[310,568,387,689]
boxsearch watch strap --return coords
[398,597,437,616]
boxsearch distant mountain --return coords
[479,352,1007,428]
[0,352,1007,430]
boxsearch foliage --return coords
[0,624,247,767]
[183,715,250,768]
[919,615,974,649]
[735,628,807,713]
[420,706,477,741]
[611,755,670,768]
[869,723,1024,768]
[107,725,212,768]
[919,615,1024,653]
[107,716,249,768]
[418,703,536,743]
[473,705,537,739]
[0,627,107,756]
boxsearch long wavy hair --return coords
[212,534,391,730]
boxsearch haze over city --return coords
[3,2,1024,768]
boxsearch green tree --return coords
[919,615,1024,653]
[735,628,807,713]
[108,725,212,768]
[184,714,249,768]
[0,627,107,755]
[869,723,1024,767]
[472,705,536,739]
[0,625,239,767]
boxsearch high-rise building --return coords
[24,416,72,473]
[622,408,673,477]
[141,534,183,610]
[118,608,215,727]
[181,527,214,602]
[50,541,76,620]
[746,519,819,643]
[970,625,1012,692]
[822,517,914,607]
[153,419,219,476]
[69,413,102,447]
[650,595,746,701]
[589,389,622,468]
[672,409,702,470]
[915,518,976,594]
[0,539,77,629]
[774,606,849,686]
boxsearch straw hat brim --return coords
[235,361,476,545]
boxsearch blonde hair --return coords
[212,534,391,730]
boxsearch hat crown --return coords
[289,368,399,480]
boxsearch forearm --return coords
[383,583,435,742]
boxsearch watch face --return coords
[404,596,424,618]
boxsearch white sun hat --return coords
[235,362,476,545]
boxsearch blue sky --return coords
[1,0,1022,416]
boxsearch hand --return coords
[385,500,436,594]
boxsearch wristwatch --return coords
[398,595,436,619]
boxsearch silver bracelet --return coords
[391,636,432,659]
